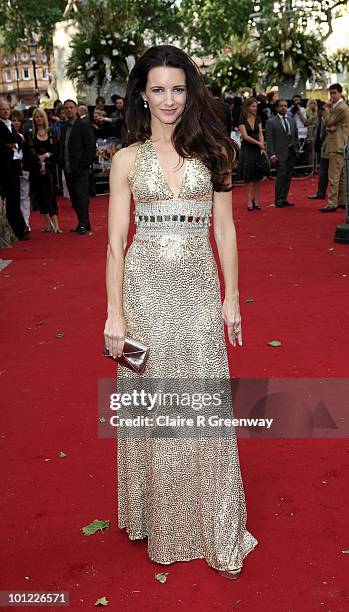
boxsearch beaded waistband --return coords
[134,199,212,235]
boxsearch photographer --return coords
[287,95,307,140]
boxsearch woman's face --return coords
[249,102,258,115]
[143,66,187,125]
[35,114,45,128]
[12,117,22,132]
[94,112,103,124]
[309,101,316,111]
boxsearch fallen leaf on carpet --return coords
[245,297,254,303]
[99,417,106,423]
[155,572,168,583]
[58,451,66,458]
[82,519,110,536]
[36,321,45,326]
[268,340,282,347]
[288,246,294,250]
[44,458,51,462]
[55,332,64,338]
[95,596,108,606]
[234,601,242,605]
[342,550,349,553]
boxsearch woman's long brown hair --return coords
[125,45,238,192]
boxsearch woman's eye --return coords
[151,89,162,94]
[174,88,185,93]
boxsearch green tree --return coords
[180,0,255,55]
[0,0,66,53]
[208,37,261,92]
[65,0,180,87]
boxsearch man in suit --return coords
[319,83,349,212]
[60,99,96,234]
[266,99,299,207]
[0,99,29,240]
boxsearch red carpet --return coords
[1,176,349,611]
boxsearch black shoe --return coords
[283,200,295,206]
[247,204,254,211]
[70,225,79,233]
[252,199,261,210]
[319,205,337,212]
[18,227,30,240]
[77,226,88,234]
[275,202,284,208]
[308,194,325,200]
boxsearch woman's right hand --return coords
[104,313,127,358]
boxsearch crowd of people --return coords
[226,83,349,212]
[1,81,348,246]
[0,94,126,243]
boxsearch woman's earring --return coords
[143,100,148,109]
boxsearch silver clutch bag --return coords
[103,335,149,374]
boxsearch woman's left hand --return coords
[222,294,242,347]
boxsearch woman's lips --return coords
[160,108,177,113]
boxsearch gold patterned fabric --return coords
[117,139,258,571]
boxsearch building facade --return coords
[0,47,53,107]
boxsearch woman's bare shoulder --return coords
[111,142,141,177]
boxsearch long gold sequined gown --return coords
[117,139,258,571]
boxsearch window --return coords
[23,67,30,80]
[3,70,12,82]
[42,67,49,80]
[41,52,48,64]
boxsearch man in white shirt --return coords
[0,100,29,239]
[287,95,308,139]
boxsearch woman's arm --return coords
[104,146,136,358]
[258,121,265,148]
[239,123,263,147]
[213,183,242,347]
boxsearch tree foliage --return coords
[180,0,255,55]
[208,37,261,92]
[65,0,180,86]
[258,13,332,86]
[0,0,66,52]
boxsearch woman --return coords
[305,98,319,140]
[104,45,258,578]
[238,97,267,210]
[10,110,31,229]
[29,109,62,233]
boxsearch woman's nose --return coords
[165,92,174,106]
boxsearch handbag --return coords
[103,335,150,374]
[256,149,271,176]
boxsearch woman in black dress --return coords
[29,109,62,233]
[238,97,266,210]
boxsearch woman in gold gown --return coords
[104,45,258,578]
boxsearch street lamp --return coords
[28,38,39,106]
